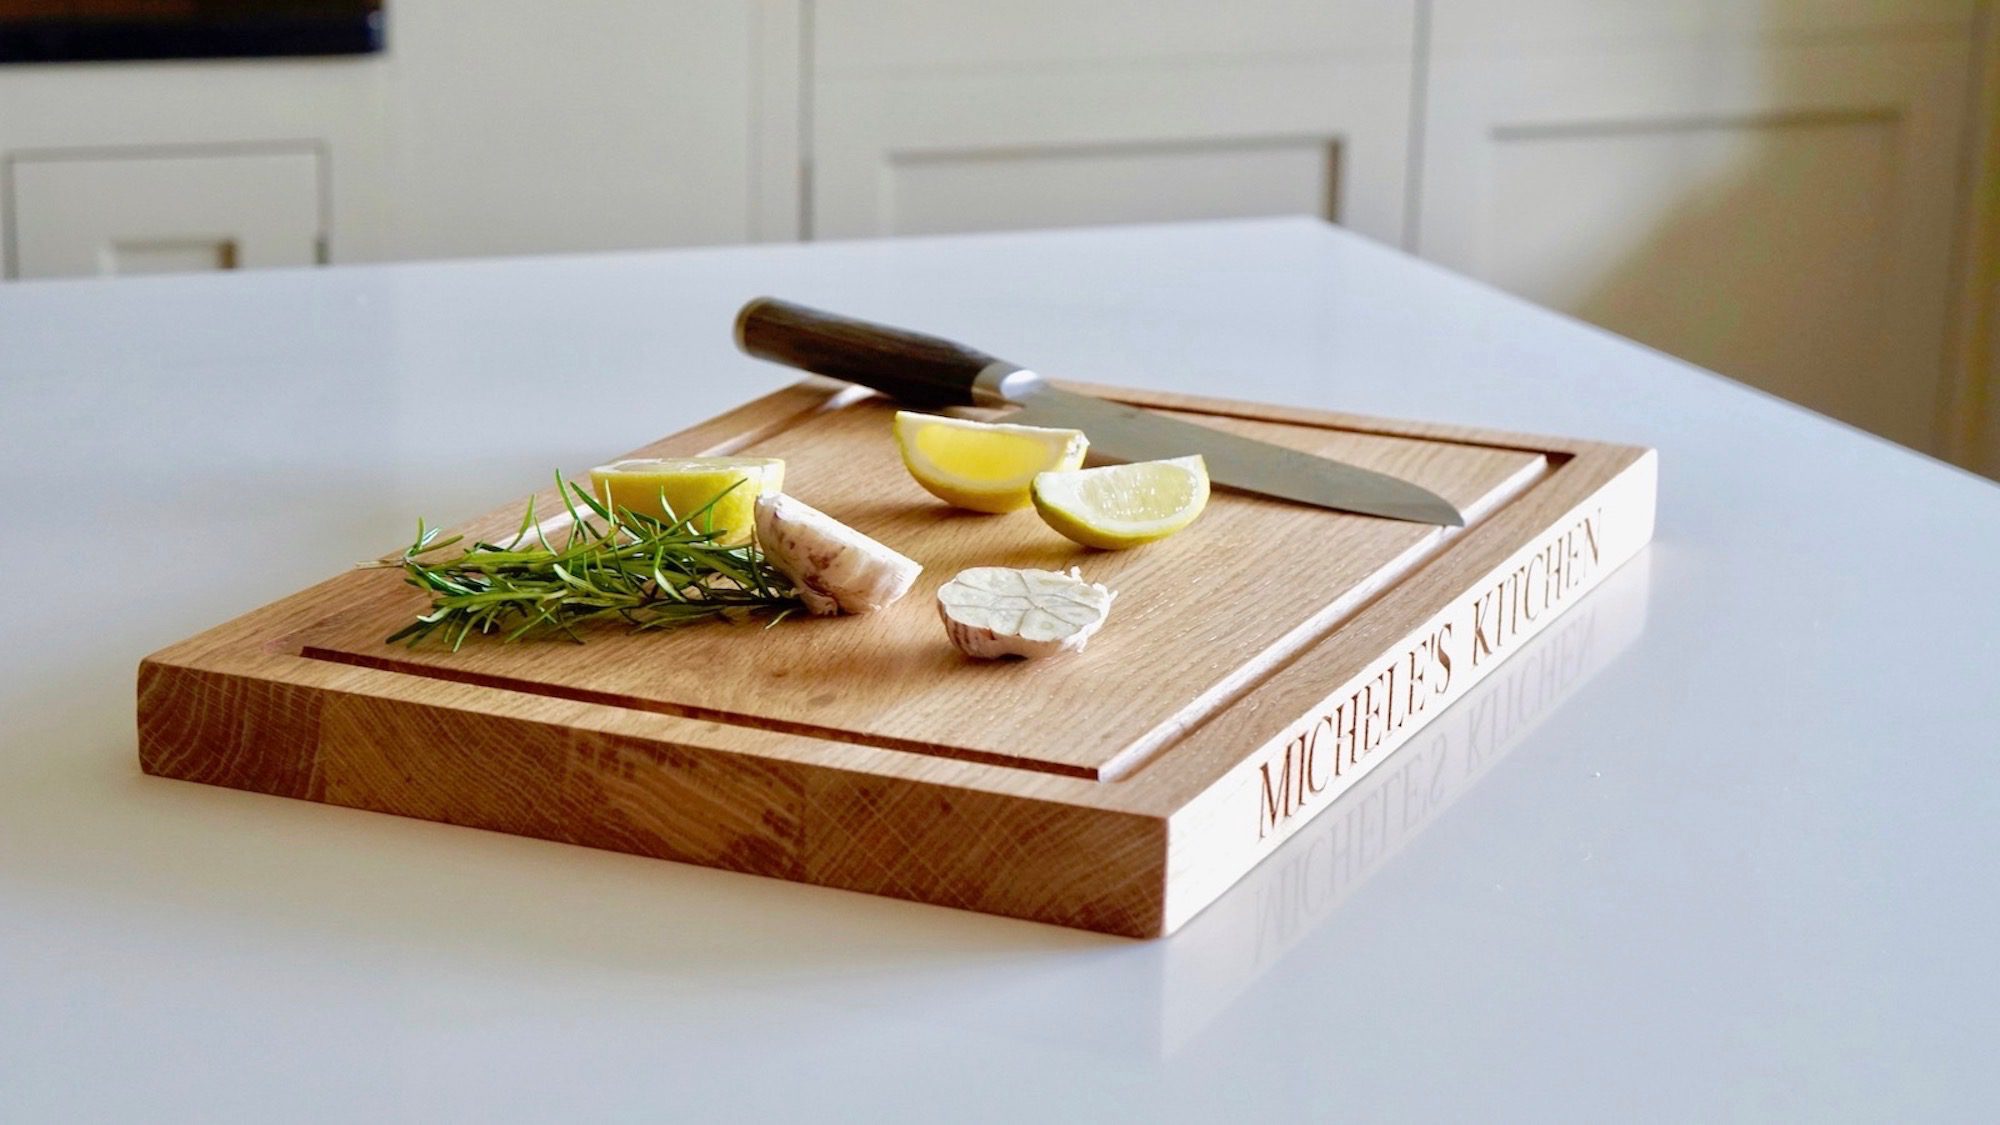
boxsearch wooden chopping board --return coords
[139,380,1656,938]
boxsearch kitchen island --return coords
[1,218,1994,1120]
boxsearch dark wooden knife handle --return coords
[734,298,1017,410]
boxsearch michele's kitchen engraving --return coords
[1471,508,1601,667]
[1258,623,1454,837]
[1256,506,1607,840]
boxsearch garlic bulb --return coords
[937,566,1115,659]
[754,493,922,616]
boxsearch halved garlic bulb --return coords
[937,566,1115,659]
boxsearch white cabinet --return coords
[0,0,1988,471]
[372,0,763,261]
[1413,1,1981,455]
[803,0,1991,462]
[0,0,769,275]
[8,147,324,279]
[808,1,1416,245]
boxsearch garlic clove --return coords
[754,493,922,616]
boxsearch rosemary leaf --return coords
[374,473,799,647]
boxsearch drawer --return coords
[6,145,324,279]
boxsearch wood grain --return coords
[296,395,1547,782]
[137,380,1656,937]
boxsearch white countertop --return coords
[2,218,1996,1121]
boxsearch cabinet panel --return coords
[1486,114,1903,430]
[1427,0,1978,47]
[8,147,323,280]
[378,0,758,259]
[812,65,1410,244]
[815,0,1410,73]
[884,138,1337,237]
[1416,29,1975,454]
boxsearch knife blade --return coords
[734,298,1466,527]
[1005,385,1464,526]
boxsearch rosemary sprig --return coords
[377,473,801,649]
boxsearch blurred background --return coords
[1,0,1995,478]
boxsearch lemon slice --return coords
[588,456,785,544]
[1031,455,1210,549]
[893,411,1088,513]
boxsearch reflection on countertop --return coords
[1153,548,1654,1054]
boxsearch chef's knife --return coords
[733,298,1465,527]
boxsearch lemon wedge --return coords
[588,456,785,544]
[893,411,1088,513]
[1031,455,1210,549]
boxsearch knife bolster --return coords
[971,364,1043,407]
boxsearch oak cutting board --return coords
[138,380,1656,937]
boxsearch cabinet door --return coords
[8,147,324,279]
[375,0,764,259]
[1414,1,1979,454]
[809,1,1416,245]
